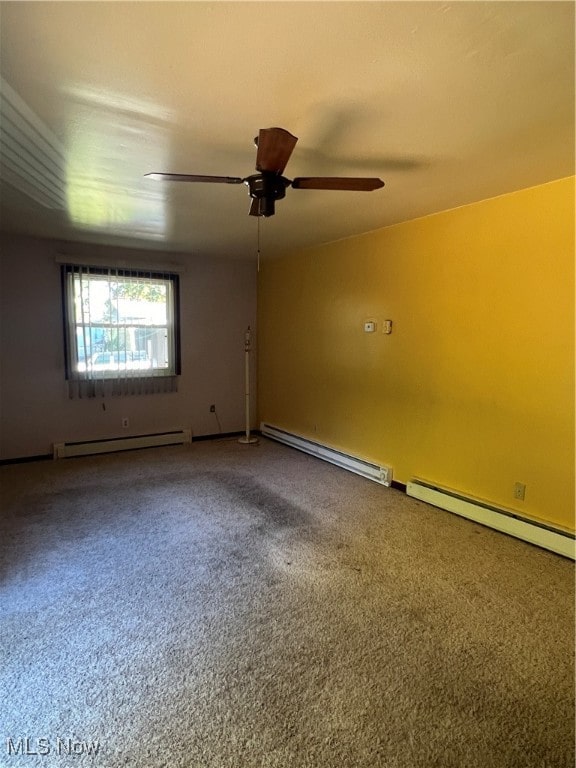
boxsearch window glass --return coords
[62,267,180,380]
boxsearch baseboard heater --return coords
[407,479,575,560]
[53,429,192,459]
[260,423,392,486]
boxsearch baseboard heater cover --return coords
[53,429,192,459]
[407,479,575,560]
[260,423,392,486]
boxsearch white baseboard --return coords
[53,429,192,459]
[260,423,392,486]
[407,479,575,560]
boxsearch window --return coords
[62,265,181,391]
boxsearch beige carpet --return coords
[1,437,574,767]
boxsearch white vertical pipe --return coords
[238,325,258,444]
[244,327,250,438]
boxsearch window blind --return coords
[61,264,181,399]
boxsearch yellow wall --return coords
[258,177,575,531]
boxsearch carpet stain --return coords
[203,471,314,535]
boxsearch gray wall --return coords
[0,234,257,459]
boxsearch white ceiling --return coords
[0,1,574,259]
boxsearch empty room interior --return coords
[0,3,574,767]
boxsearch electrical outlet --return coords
[209,404,216,413]
[122,417,129,428]
[513,482,526,501]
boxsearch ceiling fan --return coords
[145,127,384,217]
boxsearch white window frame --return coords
[62,265,181,382]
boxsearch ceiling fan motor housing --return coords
[244,172,289,200]
[244,172,290,217]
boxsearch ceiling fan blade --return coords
[145,173,243,184]
[255,128,298,174]
[291,177,384,191]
